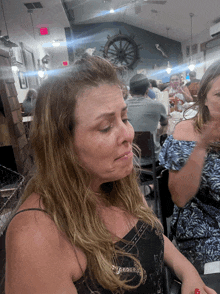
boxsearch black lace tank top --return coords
[75,220,164,294]
[11,210,164,294]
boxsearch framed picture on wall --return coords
[20,42,39,88]
[186,45,190,57]
[192,44,198,55]
[12,46,24,64]
[18,71,28,89]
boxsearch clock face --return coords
[102,32,141,69]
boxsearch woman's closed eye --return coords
[215,92,220,97]
[100,123,114,133]
[99,118,130,133]
[122,118,130,124]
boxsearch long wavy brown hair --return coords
[184,59,220,150]
[20,55,162,292]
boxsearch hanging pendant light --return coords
[166,61,172,74]
[188,62,195,71]
[188,13,195,71]
[0,0,18,47]
[165,28,172,74]
[27,9,35,39]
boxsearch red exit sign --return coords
[40,27,49,35]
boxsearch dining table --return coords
[166,102,197,135]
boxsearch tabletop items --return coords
[156,91,169,114]
[155,91,197,135]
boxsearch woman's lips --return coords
[115,150,133,160]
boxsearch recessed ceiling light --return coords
[52,40,61,47]
[110,8,115,13]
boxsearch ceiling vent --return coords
[213,17,220,24]
[210,22,220,38]
[143,0,167,4]
[24,2,43,10]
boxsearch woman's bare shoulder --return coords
[6,193,60,249]
[172,119,197,141]
[5,193,83,293]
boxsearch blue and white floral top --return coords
[159,135,220,274]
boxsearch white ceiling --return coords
[0,0,219,53]
[63,0,220,42]
[0,0,69,55]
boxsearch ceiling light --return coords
[188,62,195,71]
[166,61,172,74]
[110,8,115,13]
[52,40,60,47]
[38,68,48,79]
[38,70,45,78]
[12,66,19,73]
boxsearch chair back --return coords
[134,131,163,217]
[134,131,154,159]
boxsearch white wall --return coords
[181,27,220,79]
[0,27,47,103]
[46,45,69,71]
[0,25,69,103]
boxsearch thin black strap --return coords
[10,208,48,222]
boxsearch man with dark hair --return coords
[127,74,168,166]
[187,71,200,84]
[186,71,200,100]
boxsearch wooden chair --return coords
[134,131,164,222]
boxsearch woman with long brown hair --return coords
[5,56,215,294]
[160,59,220,274]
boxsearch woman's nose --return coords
[117,121,134,145]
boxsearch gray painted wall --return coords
[66,22,182,83]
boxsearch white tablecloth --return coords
[167,103,198,135]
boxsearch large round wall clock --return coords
[102,31,141,69]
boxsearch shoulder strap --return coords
[10,208,48,222]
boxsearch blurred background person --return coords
[186,71,201,101]
[126,74,168,166]
[22,88,38,117]
[159,59,220,274]
[163,74,192,111]
[149,79,161,99]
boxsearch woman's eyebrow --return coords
[95,106,127,120]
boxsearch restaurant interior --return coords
[1,0,220,293]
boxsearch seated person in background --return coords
[159,59,220,275]
[163,74,193,111]
[147,87,156,99]
[158,81,170,92]
[149,79,161,99]
[5,56,215,294]
[126,74,168,166]
[186,71,200,101]
[22,88,38,116]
